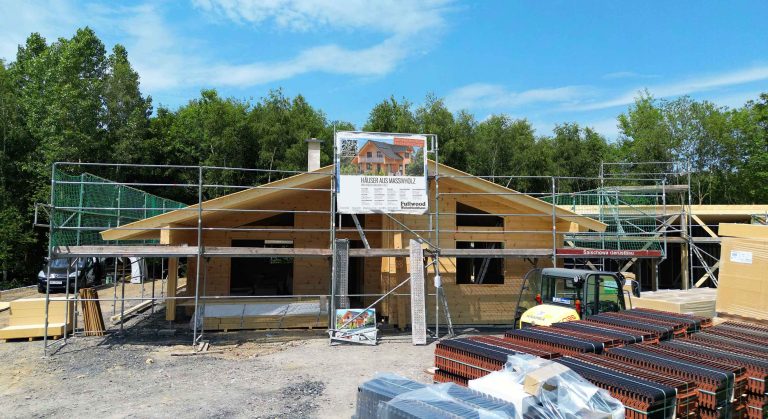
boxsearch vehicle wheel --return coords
[38,285,45,293]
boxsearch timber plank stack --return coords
[79,288,105,336]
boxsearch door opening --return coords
[230,239,293,296]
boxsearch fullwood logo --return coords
[400,201,426,209]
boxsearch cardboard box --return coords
[716,224,768,321]
[523,362,570,396]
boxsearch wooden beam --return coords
[349,248,409,257]
[53,245,199,257]
[110,300,157,324]
[691,214,718,238]
[694,260,720,288]
[568,236,719,244]
[602,184,690,193]
[54,245,332,258]
[205,247,332,257]
[166,257,178,321]
[441,249,553,258]
[56,245,677,259]
[691,237,721,243]
[570,236,677,243]
[681,213,690,290]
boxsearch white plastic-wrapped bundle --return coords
[354,373,426,419]
[377,383,518,418]
[471,354,624,419]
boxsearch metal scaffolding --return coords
[33,140,703,355]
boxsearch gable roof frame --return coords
[100,161,606,241]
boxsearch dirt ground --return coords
[0,311,442,418]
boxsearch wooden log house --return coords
[99,161,606,329]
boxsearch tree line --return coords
[0,28,766,287]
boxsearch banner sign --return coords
[335,131,428,214]
[557,248,663,258]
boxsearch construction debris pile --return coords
[428,309,768,419]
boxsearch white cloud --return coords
[0,0,452,92]
[191,0,450,36]
[445,83,593,111]
[584,117,621,139]
[209,39,407,86]
[574,66,768,111]
[189,0,453,87]
[602,71,660,80]
[0,0,80,60]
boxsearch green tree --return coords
[617,93,676,166]
[363,96,418,133]
[731,93,768,203]
[0,60,36,286]
[550,123,612,192]
[406,146,424,176]
[106,44,153,164]
[467,115,538,190]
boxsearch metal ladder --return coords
[476,218,503,284]
[439,286,455,336]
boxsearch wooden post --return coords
[680,211,689,290]
[166,257,178,321]
[393,231,410,330]
[651,259,659,291]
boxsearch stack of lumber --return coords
[0,297,73,341]
[627,288,717,318]
[79,288,105,336]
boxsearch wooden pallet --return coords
[203,314,327,331]
[2,335,62,343]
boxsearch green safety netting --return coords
[546,187,668,253]
[51,171,186,247]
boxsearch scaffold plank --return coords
[56,245,683,259]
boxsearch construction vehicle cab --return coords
[515,268,627,328]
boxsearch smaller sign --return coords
[335,308,375,330]
[558,248,663,258]
[730,250,753,264]
[552,297,573,305]
[332,308,377,344]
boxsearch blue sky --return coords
[1,1,766,138]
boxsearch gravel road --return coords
[0,328,436,418]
